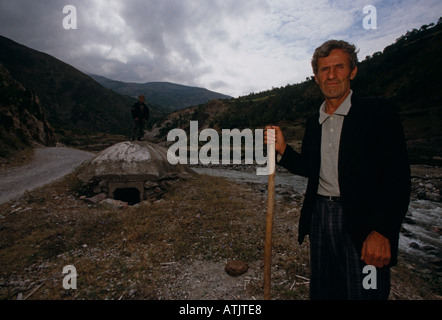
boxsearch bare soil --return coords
[0,167,440,300]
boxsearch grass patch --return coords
[0,171,439,300]
[0,173,270,299]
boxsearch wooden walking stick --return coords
[263,130,276,300]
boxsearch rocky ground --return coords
[410,165,442,202]
[0,163,440,300]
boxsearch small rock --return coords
[100,198,128,209]
[144,181,159,189]
[87,193,107,204]
[98,180,107,188]
[425,183,434,190]
[425,192,440,202]
[225,260,248,277]
[409,242,420,249]
[417,189,426,199]
[128,289,137,297]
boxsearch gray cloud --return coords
[0,0,441,97]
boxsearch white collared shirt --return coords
[317,90,353,197]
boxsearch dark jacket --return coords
[278,94,411,266]
[131,102,150,121]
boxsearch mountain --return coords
[89,74,232,112]
[154,19,442,165]
[0,35,136,136]
[0,35,231,141]
[0,64,56,160]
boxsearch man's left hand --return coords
[361,231,391,268]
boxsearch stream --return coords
[192,166,442,274]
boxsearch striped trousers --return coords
[309,196,391,300]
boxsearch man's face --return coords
[139,96,145,103]
[314,49,357,101]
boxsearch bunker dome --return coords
[76,141,192,205]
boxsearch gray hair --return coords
[311,40,359,75]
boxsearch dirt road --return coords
[0,147,95,204]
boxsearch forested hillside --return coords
[155,19,442,165]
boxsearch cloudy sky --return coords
[0,0,441,97]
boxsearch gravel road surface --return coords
[0,147,95,204]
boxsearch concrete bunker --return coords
[76,141,192,205]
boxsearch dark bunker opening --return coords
[113,188,140,205]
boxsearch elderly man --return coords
[266,40,410,299]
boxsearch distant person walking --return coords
[131,95,150,141]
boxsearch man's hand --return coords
[264,126,287,156]
[361,231,391,268]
